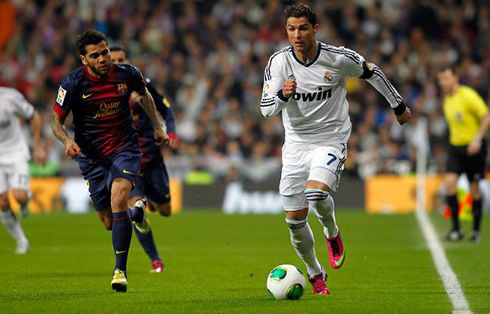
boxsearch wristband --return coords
[168,132,179,141]
[393,102,407,115]
[277,90,290,102]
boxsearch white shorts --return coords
[0,158,30,194]
[280,143,347,210]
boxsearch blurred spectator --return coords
[1,0,488,182]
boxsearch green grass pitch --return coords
[1,209,489,313]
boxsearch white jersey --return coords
[260,42,403,148]
[0,87,34,162]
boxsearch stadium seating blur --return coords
[1,0,488,182]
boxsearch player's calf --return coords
[97,209,113,230]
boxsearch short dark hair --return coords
[284,3,317,26]
[438,64,458,75]
[110,45,129,58]
[76,29,107,55]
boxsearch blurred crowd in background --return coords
[0,0,488,183]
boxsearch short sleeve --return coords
[127,64,146,95]
[467,88,488,120]
[53,77,74,118]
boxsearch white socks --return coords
[1,210,28,244]
[286,218,322,277]
[310,195,339,238]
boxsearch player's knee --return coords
[12,190,28,204]
[469,183,480,198]
[111,179,132,210]
[285,208,308,220]
[0,194,9,211]
[111,191,130,210]
[304,189,329,204]
[156,203,171,217]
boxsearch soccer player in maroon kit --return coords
[111,46,179,273]
[51,29,168,292]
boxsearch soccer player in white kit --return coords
[260,3,411,294]
[0,87,46,254]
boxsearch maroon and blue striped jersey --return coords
[130,78,176,168]
[53,64,146,162]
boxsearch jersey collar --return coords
[291,42,320,67]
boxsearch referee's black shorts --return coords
[446,141,486,182]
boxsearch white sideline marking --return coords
[415,208,472,313]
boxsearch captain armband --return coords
[393,102,407,115]
[359,61,375,79]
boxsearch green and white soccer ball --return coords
[267,264,306,300]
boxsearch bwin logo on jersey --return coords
[292,88,332,102]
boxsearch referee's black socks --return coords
[446,195,459,231]
[472,199,483,232]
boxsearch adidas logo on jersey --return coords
[291,88,332,102]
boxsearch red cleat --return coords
[327,231,345,269]
[308,270,330,295]
[152,259,164,273]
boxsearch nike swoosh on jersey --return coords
[123,169,135,175]
[82,93,93,99]
[115,250,127,254]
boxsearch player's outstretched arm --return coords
[30,110,46,165]
[361,62,410,125]
[341,47,411,126]
[51,112,81,159]
[136,87,169,146]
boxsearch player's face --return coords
[110,50,128,64]
[437,69,457,94]
[80,41,111,78]
[286,17,319,56]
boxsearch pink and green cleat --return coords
[308,270,330,295]
[327,231,345,269]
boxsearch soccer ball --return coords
[266,264,306,300]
